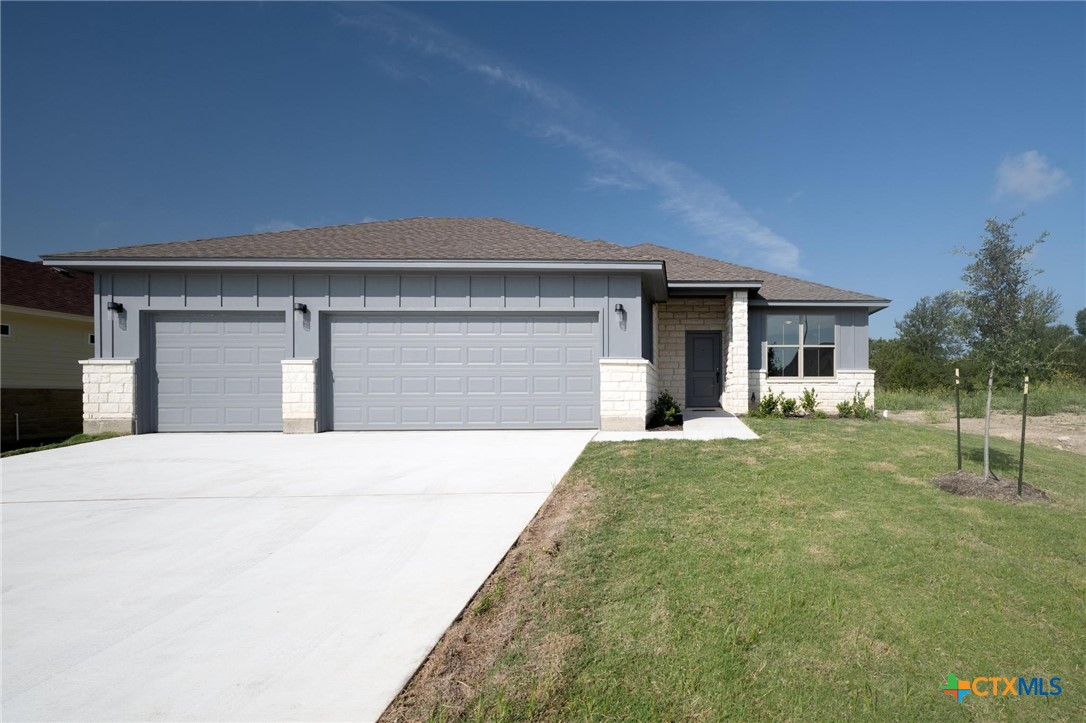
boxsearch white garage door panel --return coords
[154,313,287,432]
[330,314,600,430]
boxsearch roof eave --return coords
[749,298,891,313]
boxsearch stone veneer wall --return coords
[655,295,749,413]
[281,359,317,433]
[748,369,876,414]
[655,298,728,409]
[600,358,655,431]
[80,358,136,435]
[721,291,749,414]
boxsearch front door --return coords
[686,331,722,408]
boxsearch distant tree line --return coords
[872,215,1086,391]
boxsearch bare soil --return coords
[933,470,1051,504]
[379,474,593,722]
[891,411,1085,456]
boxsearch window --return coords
[88,333,96,345]
[0,324,9,337]
[767,314,835,377]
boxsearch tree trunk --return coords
[983,364,995,479]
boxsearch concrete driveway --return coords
[1,430,592,722]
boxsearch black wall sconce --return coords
[293,302,309,314]
[106,301,125,313]
[614,303,625,315]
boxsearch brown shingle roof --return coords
[44,217,639,263]
[628,243,889,303]
[1,256,94,317]
[42,217,886,304]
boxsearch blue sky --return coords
[2,2,1083,338]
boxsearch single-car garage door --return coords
[153,312,287,432]
[328,313,599,430]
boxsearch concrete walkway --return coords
[594,409,760,442]
[1,430,593,722]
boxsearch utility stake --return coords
[1018,374,1028,496]
[955,368,962,471]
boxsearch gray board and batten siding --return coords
[99,271,646,431]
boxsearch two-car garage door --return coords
[151,312,599,432]
[328,313,599,430]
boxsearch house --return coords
[1,256,95,447]
[40,218,888,435]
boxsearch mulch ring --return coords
[933,470,1051,504]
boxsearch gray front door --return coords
[327,313,599,430]
[153,312,287,432]
[686,331,721,408]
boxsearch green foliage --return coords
[895,290,967,361]
[836,388,872,419]
[1076,308,1086,337]
[750,389,784,418]
[800,387,819,415]
[1,433,119,457]
[649,390,681,427]
[780,397,799,417]
[959,214,1056,375]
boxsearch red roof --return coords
[1,256,94,317]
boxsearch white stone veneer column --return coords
[722,290,749,414]
[80,359,136,435]
[600,358,655,431]
[282,359,318,433]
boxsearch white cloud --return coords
[253,220,300,233]
[995,150,1070,203]
[340,5,803,272]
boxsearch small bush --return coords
[751,389,785,418]
[838,387,873,419]
[800,388,819,416]
[650,390,681,427]
[780,397,799,417]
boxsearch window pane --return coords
[768,346,799,377]
[804,315,835,346]
[767,314,800,345]
[803,347,834,377]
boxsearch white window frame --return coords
[765,313,837,379]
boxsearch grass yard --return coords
[0,432,119,457]
[393,420,1085,722]
[877,381,1086,417]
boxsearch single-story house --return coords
[41,218,888,434]
[1,256,96,447]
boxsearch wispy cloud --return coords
[253,220,301,233]
[994,150,1070,203]
[339,5,803,272]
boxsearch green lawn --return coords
[0,432,119,457]
[454,420,1084,721]
[877,381,1086,417]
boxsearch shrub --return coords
[780,397,799,417]
[650,390,681,427]
[751,389,784,418]
[838,387,873,419]
[800,387,819,415]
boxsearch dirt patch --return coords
[379,474,594,722]
[932,470,1051,504]
[891,411,1085,456]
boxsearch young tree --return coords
[958,215,1058,478]
[1076,308,1086,337]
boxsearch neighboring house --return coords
[41,218,888,435]
[1,256,95,446]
